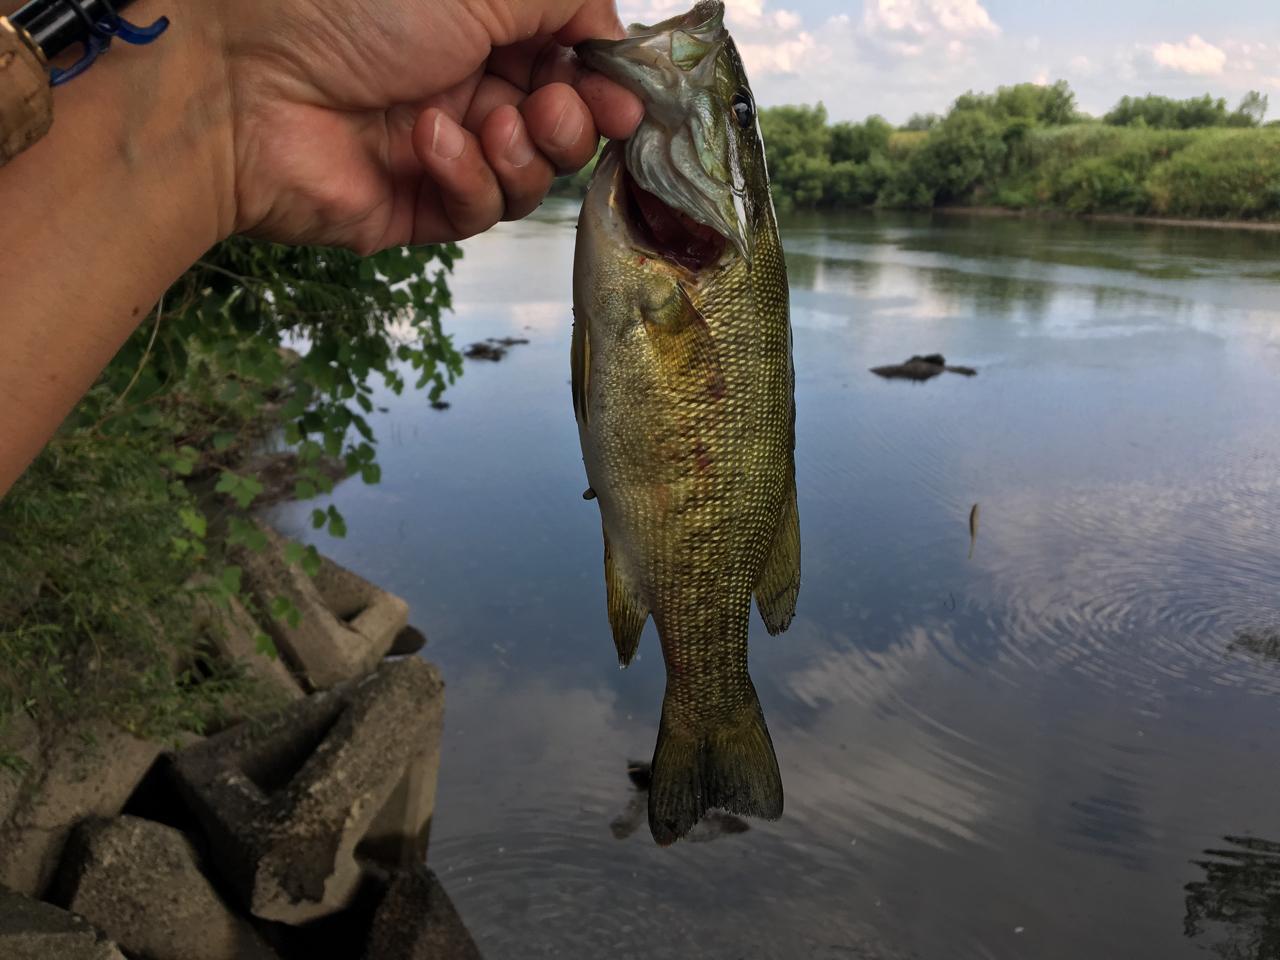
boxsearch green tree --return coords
[830,116,893,164]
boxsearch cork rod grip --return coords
[0,15,51,167]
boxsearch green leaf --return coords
[326,505,347,539]
[300,546,321,578]
[360,463,381,485]
[311,508,327,530]
[218,565,243,595]
[269,595,302,629]
[215,471,264,509]
[255,632,279,659]
[283,541,306,566]
[178,507,207,538]
[227,517,268,552]
[212,432,236,452]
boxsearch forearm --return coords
[0,0,231,494]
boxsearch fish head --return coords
[577,1,768,266]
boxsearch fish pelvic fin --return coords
[754,477,800,635]
[648,678,783,845]
[604,533,648,666]
[571,308,590,426]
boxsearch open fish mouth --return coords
[602,147,727,274]
[622,168,727,273]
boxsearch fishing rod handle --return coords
[0,15,52,166]
[11,0,136,62]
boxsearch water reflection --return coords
[269,206,1280,959]
[609,762,751,843]
[1185,836,1280,959]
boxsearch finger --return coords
[487,39,642,141]
[555,0,628,45]
[412,108,505,241]
[479,105,555,221]
[521,83,599,173]
[461,74,527,133]
[576,70,643,140]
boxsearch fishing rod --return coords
[9,0,169,85]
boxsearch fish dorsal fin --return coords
[754,475,800,634]
[604,531,648,666]
[571,308,590,426]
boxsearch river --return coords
[269,203,1280,959]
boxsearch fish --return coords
[968,503,980,559]
[573,0,798,845]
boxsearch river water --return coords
[270,204,1280,959]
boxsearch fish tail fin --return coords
[647,679,783,845]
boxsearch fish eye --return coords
[731,91,755,130]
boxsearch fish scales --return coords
[574,0,798,844]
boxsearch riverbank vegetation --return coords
[760,84,1280,221]
[0,242,460,755]
[552,82,1278,223]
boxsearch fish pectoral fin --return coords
[571,308,590,426]
[604,533,648,666]
[641,283,726,402]
[754,477,800,635]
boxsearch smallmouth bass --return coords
[573,0,799,845]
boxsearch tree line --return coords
[759,83,1280,221]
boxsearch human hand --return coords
[207,0,644,252]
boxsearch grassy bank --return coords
[0,240,460,758]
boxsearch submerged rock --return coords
[54,816,279,960]
[463,337,531,362]
[170,658,444,925]
[870,354,979,382]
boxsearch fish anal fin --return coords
[755,478,800,635]
[648,678,783,845]
[604,533,648,666]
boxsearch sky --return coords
[617,0,1280,123]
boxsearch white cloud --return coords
[615,0,1279,123]
[862,0,999,41]
[1152,34,1227,76]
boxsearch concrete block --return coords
[363,867,483,960]
[56,816,278,960]
[171,658,444,925]
[237,528,407,690]
[0,887,126,960]
[0,720,162,897]
[190,586,305,707]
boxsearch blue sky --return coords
[620,0,1280,122]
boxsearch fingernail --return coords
[505,123,536,168]
[431,112,465,160]
[550,102,586,151]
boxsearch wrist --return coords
[74,0,238,245]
